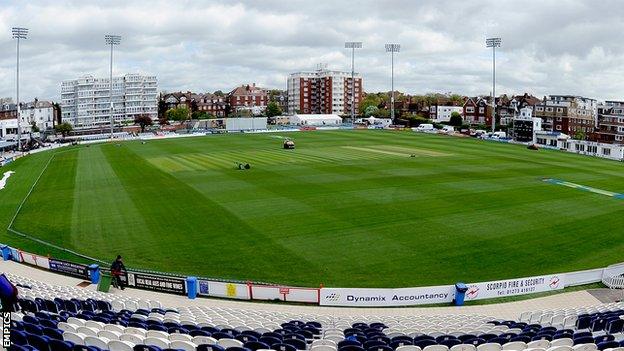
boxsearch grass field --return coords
[2,130,624,288]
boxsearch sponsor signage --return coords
[48,258,89,279]
[320,286,454,307]
[127,272,186,295]
[465,274,564,301]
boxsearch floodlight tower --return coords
[385,43,400,123]
[105,34,121,139]
[12,27,28,151]
[345,41,362,123]
[486,37,501,132]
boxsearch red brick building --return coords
[227,83,268,116]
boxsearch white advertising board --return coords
[320,286,454,307]
[464,274,564,301]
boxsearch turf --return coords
[2,130,624,288]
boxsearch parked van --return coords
[440,125,455,134]
[414,124,435,132]
[492,131,507,139]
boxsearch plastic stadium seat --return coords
[197,345,226,351]
[283,338,307,350]
[11,329,28,346]
[26,333,51,351]
[109,340,135,351]
[273,344,298,351]
[50,339,75,351]
[364,340,387,349]
[415,340,439,349]
[339,340,363,348]
[169,340,198,351]
[245,341,272,351]
[595,336,615,344]
[450,345,476,351]
[597,342,620,351]
[464,339,486,346]
[134,346,163,351]
[573,337,595,345]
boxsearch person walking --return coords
[110,255,127,290]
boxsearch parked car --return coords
[413,124,436,133]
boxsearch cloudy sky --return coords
[1,0,624,102]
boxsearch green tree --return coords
[134,114,153,132]
[377,108,390,118]
[574,130,586,140]
[449,111,463,126]
[359,94,382,115]
[54,122,73,137]
[213,90,224,97]
[364,105,379,117]
[30,122,40,133]
[192,111,210,120]
[266,101,282,117]
[449,94,464,105]
[166,107,190,121]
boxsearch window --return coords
[479,107,485,113]
[546,107,553,112]
[556,125,562,131]
[466,107,475,113]
[536,106,544,112]
[603,148,611,156]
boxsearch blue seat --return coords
[532,335,552,341]
[510,336,531,343]
[390,340,413,349]
[224,347,250,351]
[260,337,282,346]
[283,333,305,341]
[369,323,386,330]
[478,334,497,341]
[237,334,258,343]
[191,330,212,337]
[50,339,75,351]
[196,345,225,351]
[367,346,393,351]
[464,338,486,346]
[241,331,262,339]
[40,320,58,329]
[10,329,28,346]
[262,333,283,341]
[369,336,390,344]
[598,341,620,351]
[43,327,64,340]
[339,340,362,348]
[458,335,477,342]
[553,333,573,340]
[591,318,608,332]
[213,332,235,340]
[283,338,307,350]
[23,315,39,325]
[26,333,51,351]
[244,341,271,351]
[364,340,387,349]
[221,328,240,336]
[573,336,595,345]
[23,323,44,335]
[595,335,615,344]
[9,346,29,351]
[606,319,624,335]
[490,337,509,345]
[133,345,163,351]
[337,347,365,351]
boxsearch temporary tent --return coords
[290,114,343,126]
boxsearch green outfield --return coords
[2,130,624,288]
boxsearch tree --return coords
[192,111,210,120]
[449,111,463,126]
[364,105,379,117]
[30,122,40,133]
[213,90,224,97]
[54,122,73,137]
[166,107,190,121]
[574,130,586,140]
[449,94,464,105]
[134,114,153,132]
[266,101,282,117]
[359,94,382,115]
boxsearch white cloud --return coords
[1,0,624,102]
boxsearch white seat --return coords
[144,337,170,349]
[547,347,573,351]
[67,317,85,327]
[396,346,422,351]
[58,322,76,333]
[76,327,99,337]
[108,340,135,351]
[192,336,218,345]
[85,321,105,330]
[528,341,550,350]
[170,340,198,351]
[125,300,139,311]
[98,330,121,341]
[124,327,146,337]
[325,336,344,343]
[169,333,193,342]
[111,300,125,312]
[550,340,573,348]
[312,340,338,348]
[478,344,503,351]
[63,331,85,346]
[104,324,126,334]
[85,335,110,350]
[605,348,624,351]
[451,345,477,351]
[424,346,450,351]
[120,333,144,344]
[503,342,527,351]
[218,338,244,348]
[146,330,170,339]
[573,344,598,351]
[311,346,338,351]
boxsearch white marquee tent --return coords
[290,114,343,126]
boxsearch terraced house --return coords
[533,95,597,137]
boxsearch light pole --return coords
[105,34,121,139]
[486,37,501,133]
[345,41,362,123]
[385,43,400,123]
[12,27,28,152]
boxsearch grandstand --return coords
[4,260,624,351]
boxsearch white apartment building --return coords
[61,74,158,129]
[19,100,55,132]
[287,67,362,116]
[430,105,463,123]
